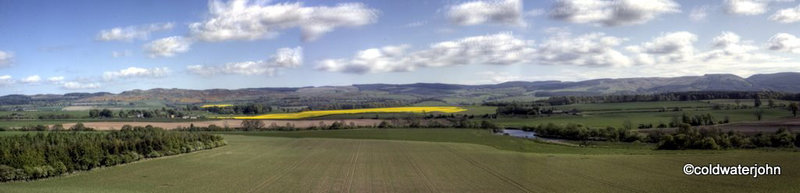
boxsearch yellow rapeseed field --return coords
[228,106,467,119]
[200,104,234,108]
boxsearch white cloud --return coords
[479,71,524,83]
[103,67,170,81]
[690,6,709,21]
[316,33,536,73]
[536,32,633,67]
[526,9,546,17]
[20,75,41,84]
[0,50,12,67]
[770,4,800,23]
[96,23,174,41]
[188,47,302,76]
[62,82,101,90]
[724,0,793,15]
[550,0,680,26]
[626,31,697,64]
[623,31,782,66]
[316,45,415,73]
[0,75,13,86]
[698,31,776,62]
[47,76,65,83]
[112,50,132,58]
[447,0,525,26]
[189,0,378,42]
[768,33,800,53]
[144,36,193,58]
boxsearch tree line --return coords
[656,125,799,150]
[0,126,225,182]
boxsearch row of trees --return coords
[89,108,192,119]
[0,123,94,132]
[177,118,501,132]
[521,123,644,142]
[657,125,799,150]
[542,91,799,105]
[0,126,226,182]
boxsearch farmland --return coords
[0,131,797,192]
[227,106,467,119]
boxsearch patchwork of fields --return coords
[0,131,797,193]
[228,106,467,119]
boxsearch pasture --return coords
[0,130,797,193]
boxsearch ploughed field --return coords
[1,129,797,193]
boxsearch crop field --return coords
[228,106,467,119]
[0,130,797,193]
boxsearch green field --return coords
[495,106,793,128]
[552,101,714,112]
[1,129,797,192]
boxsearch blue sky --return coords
[1,0,800,95]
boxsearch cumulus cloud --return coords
[698,31,775,62]
[144,36,193,58]
[768,33,800,53]
[550,0,680,26]
[47,76,65,83]
[62,82,101,90]
[770,5,800,23]
[690,6,709,21]
[188,47,302,76]
[103,67,170,81]
[536,32,632,67]
[20,75,41,84]
[447,0,525,26]
[189,0,378,42]
[96,23,174,41]
[0,50,12,67]
[626,31,697,64]
[724,0,793,15]
[0,75,13,86]
[316,33,536,73]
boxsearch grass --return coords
[704,99,798,106]
[227,107,467,119]
[0,133,797,192]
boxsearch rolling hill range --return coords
[1,72,799,106]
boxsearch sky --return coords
[1,0,800,95]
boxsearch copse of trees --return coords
[669,113,726,127]
[494,103,553,116]
[0,126,226,182]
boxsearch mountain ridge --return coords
[1,72,798,105]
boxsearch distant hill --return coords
[1,72,798,105]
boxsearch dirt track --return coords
[59,119,385,130]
